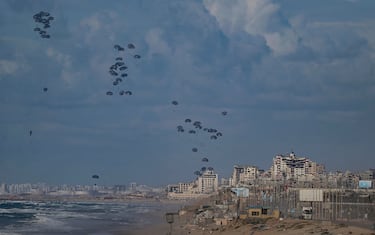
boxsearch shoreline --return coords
[113,196,375,235]
[1,196,374,234]
[123,218,375,235]
[0,195,194,204]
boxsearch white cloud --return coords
[46,47,72,68]
[264,29,299,56]
[80,14,102,32]
[60,69,83,87]
[203,0,299,56]
[145,28,172,56]
[45,48,88,87]
[78,11,118,45]
[0,59,19,76]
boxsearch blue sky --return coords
[1,0,374,186]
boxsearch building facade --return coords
[270,152,321,180]
[231,165,259,186]
[197,169,218,194]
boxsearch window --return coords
[251,211,259,216]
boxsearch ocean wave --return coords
[0,200,169,234]
[0,232,22,235]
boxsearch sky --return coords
[1,0,374,186]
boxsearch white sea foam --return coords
[0,208,37,214]
[31,214,74,232]
[0,200,166,234]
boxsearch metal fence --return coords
[237,186,375,224]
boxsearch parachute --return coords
[92,174,99,179]
[105,43,140,97]
[32,11,54,39]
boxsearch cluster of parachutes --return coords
[29,11,56,136]
[33,11,54,39]
[193,157,215,177]
[175,114,225,151]
[32,12,54,94]
[28,10,234,183]
[171,100,228,177]
[106,44,141,96]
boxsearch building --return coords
[167,169,218,199]
[179,182,197,193]
[270,152,321,180]
[359,170,374,180]
[231,165,259,186]
[197,169,218,194]
[0,183,7,194]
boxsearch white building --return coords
[270,152,321,180]
[0,183,7,194]
[231,165,259,186]
[197,169,218,193]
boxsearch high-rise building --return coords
[270,152,321,180]
[197,169,218,193]
[231,165,259,186]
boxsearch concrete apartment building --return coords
[198,169,219,193]
[270,152,322,180]
[167,169,219,199]
[231,165,259,186]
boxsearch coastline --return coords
[2,196,374,235]
[113,196,375,235]
[123,217,375,235]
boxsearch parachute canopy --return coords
[92,175,99,179]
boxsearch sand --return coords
[112,198,375,235]
[125,218,375,235]
[119,212,375,235]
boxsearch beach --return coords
[121,198,375,235]
[1,197,373,235]
[126,217,375,235]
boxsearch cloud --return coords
[203,0,299,56]
[46,47,72,68]
[44,47,84,87]
[145,28,172,56]
[0,59,19,76]
[78,11,118,45]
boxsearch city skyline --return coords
[1,0,375,186]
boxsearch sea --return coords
[0,200,182,235]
